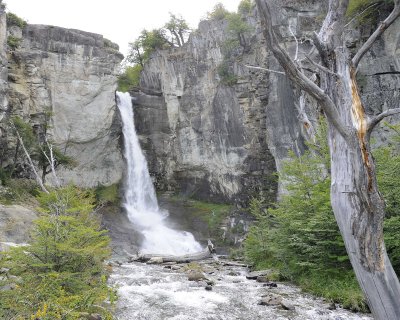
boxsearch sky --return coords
[6,0,242,58]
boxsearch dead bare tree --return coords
[12,124,49,193]
[254,0,400,318]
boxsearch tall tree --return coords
[163,13,190,47]
[254,0,400,318]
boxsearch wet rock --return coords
[263,282,278,288]
[205,285,213,291]
[171,265,182,271]
[187,271,208,282]
[281,299,295,310]
[206,280,215,286]
[328,302,337,310]
[228,271,240,276]
[259,293,282,306]
[246,269,274,280]
[256,276,270,283]
[0,267,9,274]
[147,257,163,264]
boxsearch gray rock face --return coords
[133,18,278,204]
[0,2,7,129]
[132,1,400,203]
[0,204,37,248]
[2,22,124,187]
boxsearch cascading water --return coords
[116,91,202,255]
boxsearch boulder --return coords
[246,269,274,280]
[259,293,282,306]
[187,271,208,282]
[0,205,37,249]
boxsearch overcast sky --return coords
[6,0,242,58]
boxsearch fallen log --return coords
[136,240,216,264]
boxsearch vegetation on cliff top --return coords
[118,13,190,92]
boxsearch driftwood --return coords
[136,240,216,264]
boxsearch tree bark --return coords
[255,0,400,318]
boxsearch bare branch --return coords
[305,55,338,77]
[368,108,400,132]
[255,0,349,140]
[288,25,299,61]
[244,64,285,75]
[12,124,49,193]
[352,1,400,68]
[46,139,61,187]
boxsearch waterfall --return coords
[116,91,202,255]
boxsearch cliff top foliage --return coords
[118,13,191,92]
[6,12,27,28]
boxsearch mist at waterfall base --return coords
[116,92,203,256]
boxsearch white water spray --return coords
[116,91,202,255]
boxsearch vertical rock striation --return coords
[2,22,124,187]
[132,0,400,204]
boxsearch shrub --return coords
[117,64,143,92]
[217,60,238,86]
[208,3,230,20]
[7,35,22,50]
[238,0,253,15]
[244,119,367,311]
[0,186,114,319]
[6,12,27,28]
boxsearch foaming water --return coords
[116,91,202,255]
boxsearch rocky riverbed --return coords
[108,258,372,320]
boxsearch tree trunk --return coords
[328,57,400,318]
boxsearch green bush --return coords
[374,123,400,275]
[117,64,143,92]
[238,0,253,15]
[244,119,367,311]
[217,60,238,86]
[6,12,27,28]
[95,183,120,205]
[0,186,115,319]
[7,35,22,50]
[208,3,230,20]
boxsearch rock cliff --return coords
[132,0,400,204]
[0,17,124,187]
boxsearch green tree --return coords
[244,120,366,311]
[0,186,114,319]
[238,0,253,14]
[373,123,400,274]
[118,64,143,92]
[208,3,230,20]
[163,13,190,47]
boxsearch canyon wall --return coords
[0,18,124,187]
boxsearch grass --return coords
[177,197,231,232]
[95,183,120,205]
[248,255,368,312]
[0,179,39,206]
[298,271,368,312]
